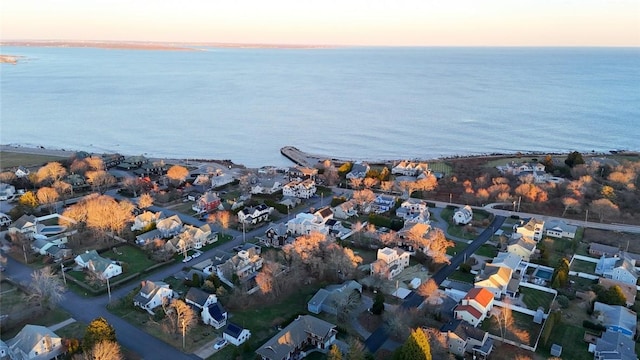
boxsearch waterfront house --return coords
[370,247,410,280]
[6,324,63,360]
[250,179,283,195]
[74,250,122,280]
[288,166,318,181]
[392,160,429,176]
[255,315,337,360]
[133,280,175,314]
[346,162,370,180]
[453,206,473,225]
[224,323,252,346]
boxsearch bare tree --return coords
[0,171,16,184]
[169,299,197,349]
[363,177,378,189]
[209,211,231,237]
[36,162,67,185]
[349,177,363,190]
[166,165,190,186]
[84,340,123,360]
[424,228,454,265]
[352,189,375,210]
[86,170,116,194]
[561,197,581,216]
[122,177,145,197]
[380,180,394,194]
[53,180,73,198]
[589,198,620,222]
[62,194,134,236]
[417,279,438,298]
[37,187,59,214]
[138,193,154,209]
[27,266,66,310]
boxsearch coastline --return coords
[0,40,333,51]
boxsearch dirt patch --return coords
[490,342,546,360]
[583,228,640,254]
[358,312,383,333]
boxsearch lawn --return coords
[446,241,468,256]
[570,259,596,274]
[475,244,498,258]
[533,237,574,267]
[101,245,156,275]
[480,310,542,347]
[536,323,591,360]
[447,270,475,284]
[167,202,199,216]
[0,151,67,169]
[520,287,555,312]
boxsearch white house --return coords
[392,161,429,176]
[282,179,316,199]
[442,321,494,359]
[595,254,639,286]
[9,214,38,238]
[506,233,537,261]
[202,302,227,329]
[133,280,175,314]
[474,264,513,299]
[238,204,273,224]
[286,213,329,236]
[15,166,30,178]
[217,249,263,285]
[6,324,63,360]
[372,194,395,214]
[74,250,122,280]
[331,200,358,220]
[130,211,163,231]
[346,162,370,179]
[544,220,577,239]
[0,183,16,201]
[453,205,473,225]
[396,199,430,223]
[370,247,410,280]
[223,323,252,346]
[515,218,545,242]
[185,287,218,310]
[250,179,282,195]
[454,288,495,327]
[255,315,337,360]
[156,215,183,238]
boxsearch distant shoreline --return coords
[0,40,333,51]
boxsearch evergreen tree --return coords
[328,344,343,360]
[393,328,432,360]
[83,317,117,351]
[564,151,585,168]
[371,292,385,315]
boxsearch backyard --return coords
[480,310,543,347]
[519,286,556,312]
[570,259,597,274]
[536,322,591,360]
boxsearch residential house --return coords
[185,287,218,310]
[197,251,233,277]
[507,233,537,261]
[238,204,273,225]
[325,218,352,240]
[179,223,215,249]
[515,218,545,242]
[202,302,227,329]
[44,245,72,262]
[223,323,252,346]
[210,173,235,188]
[9,214,38,238]
[307,280,363,315]
[250,179,283,195]
[135,229,162,246]
[453,206,473,225]
[156,215,183,238]
[278,196,301,209]
[346,162,370,180]
[74,250,122,280]
[6,324,63,360]
[595,254,639,286]
[474,264,513,299]
[590,243,621,258]
[15,166,30,178]
[593,330,638,360]
[396,198,429,221]
[282,179,316,199]
[133,280,175,314]
[130,211,163,231]
[192,192,222,213]
[331,199,358,220]
[398,222,431,249]
[370,247,410,280]
[454,288,495,327]
[597,278,637,307]
[217,248,263,285]
[490,252,523,273]
[0,183,16,201]
[288,166,318,181]
[263,223,291,248]
[372,194,395,214]
[497,161,546,176]
[441,320,494,359]
[0,339,9,360]
[255,315,337,360]
[286,212,329,236]
[544,220,577,239]
[392,161,429,176]
[593,302,637,338]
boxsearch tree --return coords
[551,258,570,289]
[86,170,116,194]
[18,191,39,210]
[542,155,555,172]
[122,177,145,197]
[417,279,438,299]
[62,194,134,235]
[0,171,16,184]
[601,185,615,200]
[349,177,363,190]
[53,180,73,198]
[352,189,375,210]
[328,344,343,360]
[170,299,197,349]
[209,211,231,237]
[423,228,454,265]
[84,340,123,360]
[27,266,66,310]
[36,162,67,185]
[393,328,432,360]
[166,165,189,186]
[371,291,385,315]
[589,198,620,222]
[138,193,154,209]
[561,197,581,216]
[363,177,378,189]
[346,337,366,360]
[37,187,59,214]
[83,317,117,351]
[380,180,394,193]
[564,151,585,168]
[596,285,627,306]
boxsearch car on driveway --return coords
[182,256,192,263]
[213,339,227,350]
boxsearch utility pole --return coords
[106,276,111,303]
[242,221,246,243]
[585,209,589,225]
[61,263,67,285]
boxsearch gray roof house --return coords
[133,280,175,314]
[307,280,362,315]
[593,330,638,360]
[6,324,63,360]
[544,219,577,239]
[256,315,337,360]
[223,323,252,346]
[593,302,637,338]
[185,287,218,310]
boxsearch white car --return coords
[192,251,202,258]
[182,256,192,263]
[213,339,228,350]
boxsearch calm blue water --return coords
[1,46,639,167]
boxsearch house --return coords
[255,315,337,360]
[507,233,537,261]
[74,250,122,280]
[490,252,522,272]
[135,229,162,246]
[307,280,362,315]
[370,247,410,280]
[192,192,222,213]
[544,220,577,239]
[595,254,639,286]
[372,194,395,214]
[593,302,637,338]
[156,215,183,238]
[396,198,429,221]
[263,223,292,248]
[288,166,318,181]
[15,166,30,178]
[185,287,218,310]
[44,245,72,262]
[217,248,263,285]
[454,288,495,327]
[278,196,301,209]
[130,211,163,231]
[9,214,38,238]
[133,280,175,314]
[597,278,637,307]
[392,161,429,176]
[515,218,545,242]
[6,324,63,360]
[453,206,473,225]
[474,264,513,299]
[223,323,252,346]
[590,243,621,258]
[0,339,9,360]
[282,179,316,199]
[592,330,638,360]
[346,162,370,179]
[286,212,329,236]
[210,173,235,188]
[0,183,16,201]
[202,302,227,329]
[497,161,546,176]
[31,238,55,256]
[250,179,282,195]
[238,204,273,225]
[331,199,358,220]
[441,320,494,359]
[179,223,215,249]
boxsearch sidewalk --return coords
[48,317,76,331]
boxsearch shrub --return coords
[583,320,605,332]
[459,263,471,273]
[556,295,570,308]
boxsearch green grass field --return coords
[0,151,67,169]
[570,259,596,274]
[447,270,475,284]
[537,323,591,360]
[480,311,542,347]
[520,287,555,312]
[101,245,156,274]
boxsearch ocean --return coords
[1,46,639,168]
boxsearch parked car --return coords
[182,256,192,263]
[213,339,228,350]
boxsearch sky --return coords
[1,0,639,46]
